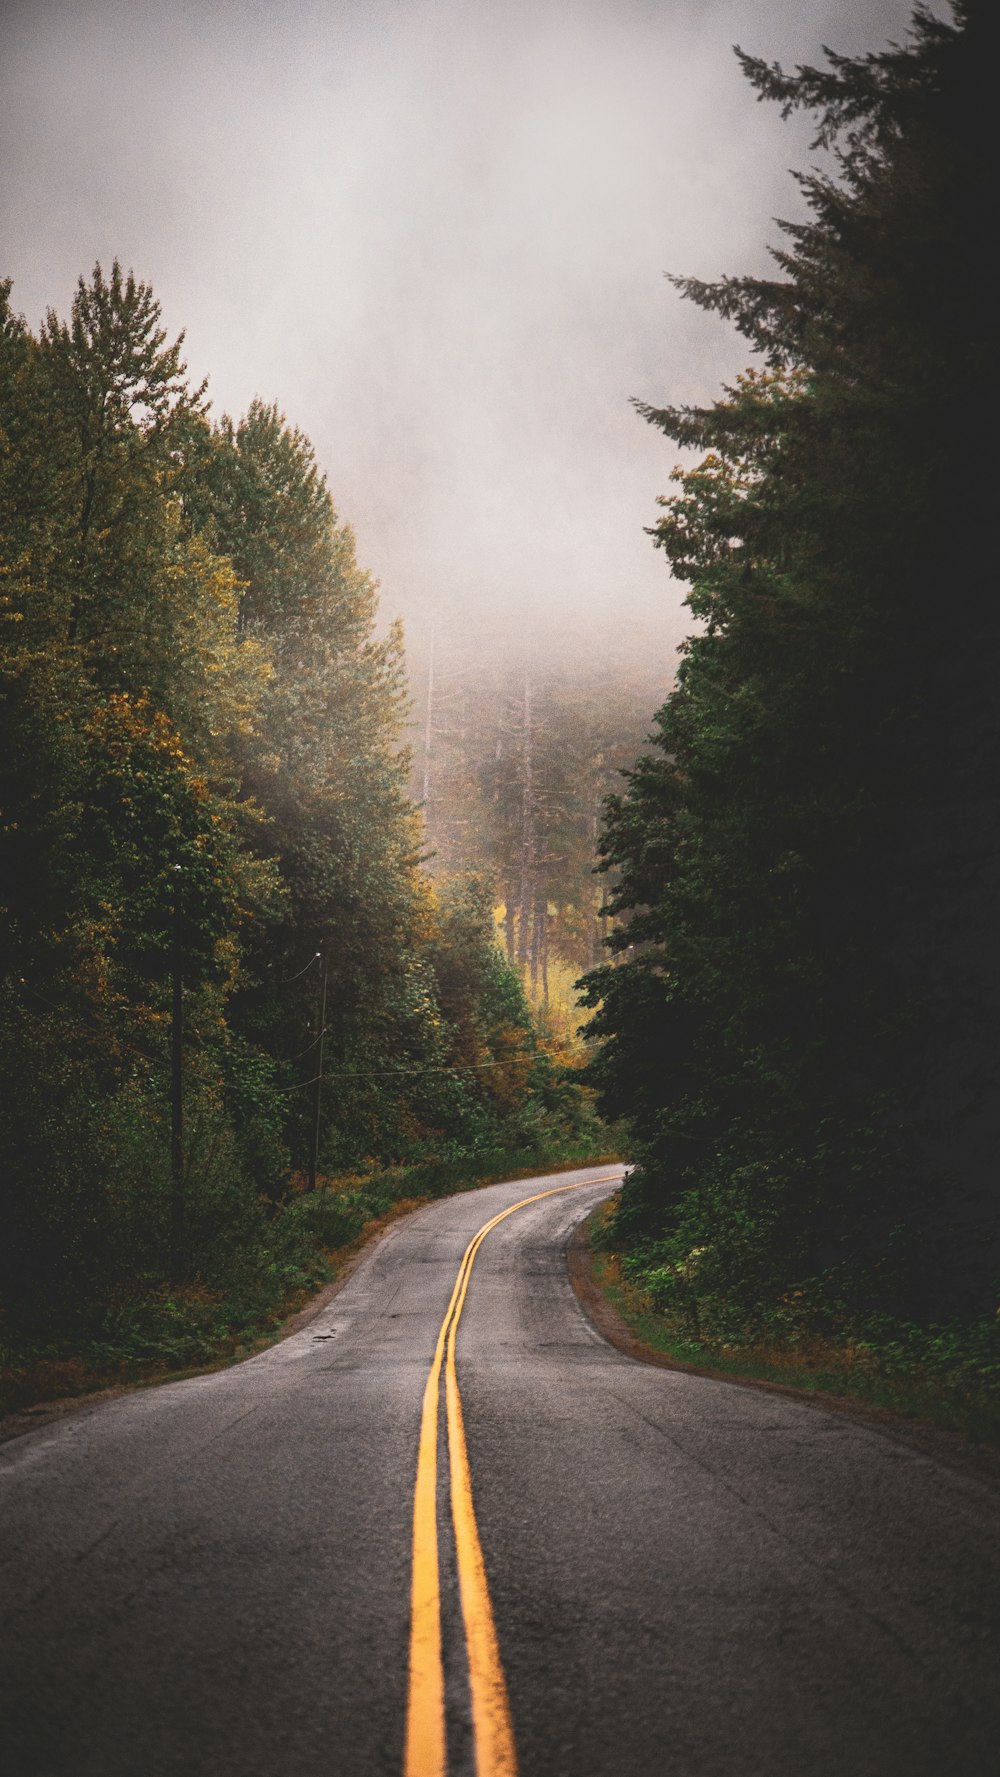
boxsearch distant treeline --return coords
[583,4,998,1340]
[0,270,596,1340]
[413,643,664,1000]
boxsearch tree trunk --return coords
[586,799,599,969]
[422,618,435,840]
[517,669,534,971]
[505,887,517,962]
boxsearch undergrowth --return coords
[588,1204,1000,1448]
[0,1140,619,1418]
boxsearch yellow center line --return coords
[404,1172,625,1777]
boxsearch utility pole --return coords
[170,864,183,1281]
[307,952,329,1193]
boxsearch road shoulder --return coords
[0,1215,394,1450]
[566,1212,1000,1493]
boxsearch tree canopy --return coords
[0,265,592,1339]
[581,2,997,1333]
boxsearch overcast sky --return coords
[1,0,933,675]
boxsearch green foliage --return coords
[1,262,601,1363]
[583,5,998,1338]
[590,1226,1000,1446]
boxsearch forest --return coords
[581,2,998,1410]
[0,270,606,1394]
[2,2,997,1424]
[411,634,665,1021]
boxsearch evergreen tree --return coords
[0,272,276,1320]
[582,3,996,1326]
[1,267,589,1346]
[195,399,435,1169]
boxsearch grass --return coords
[585,1208,1000,1449]
[0,1143,621,1422]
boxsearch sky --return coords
[1,0,935,678]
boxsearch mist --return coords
[1,0,932,674]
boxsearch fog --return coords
[1,0,932,674]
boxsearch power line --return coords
[281,1028,328,1065]
[273,1051,552,1096]
[279,951,322,984]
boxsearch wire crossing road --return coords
[2,1164,999,1777]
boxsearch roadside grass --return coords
[585,1208,1000,1449]
[0,1144,622,1420]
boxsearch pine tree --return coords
[582,3,997,1324]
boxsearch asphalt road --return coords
[2,1164,999,1777]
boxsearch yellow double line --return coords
[403,1173,624,1777]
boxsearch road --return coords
[2,1164,999,1777]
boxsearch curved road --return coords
[2,1165,999,1776]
